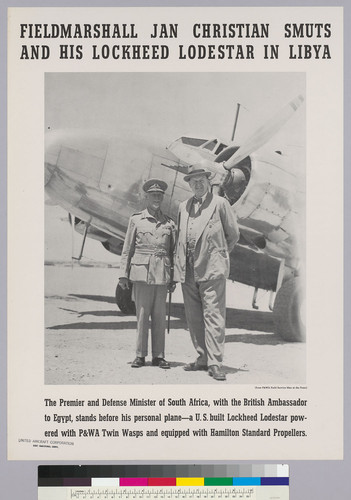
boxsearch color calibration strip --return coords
[38,464,289,487]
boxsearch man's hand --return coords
[168,281,177,293]
[118,277,130,290]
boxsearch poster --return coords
[2,1,350,499]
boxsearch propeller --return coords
[223,95,304,170]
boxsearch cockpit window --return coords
[180,137,208,147]
[203,139,218,151]
[215,143,227,155]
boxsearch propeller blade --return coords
[224,95,304,170]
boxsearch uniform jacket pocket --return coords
[131,254,150,265]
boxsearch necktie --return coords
[193,197,202,214]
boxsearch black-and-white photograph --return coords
[44,72,306,385]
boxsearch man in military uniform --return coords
[174,163,240,381]
[119,179,176,369]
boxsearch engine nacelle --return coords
[217,149,304,267]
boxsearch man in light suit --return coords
[174,163,240,380]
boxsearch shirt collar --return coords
[193,191,209,205]
[141,208,165,222]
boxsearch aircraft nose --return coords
[45,129,110,187]
[45,130,63,170]
[45,130,64,186]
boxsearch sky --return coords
[45,72,306,262]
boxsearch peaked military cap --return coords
[143,178,168,193]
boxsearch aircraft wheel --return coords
[273,277,305,342]
[115,282,136,315]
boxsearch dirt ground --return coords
[45,265,306,385]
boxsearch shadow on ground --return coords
[47,293,285,345]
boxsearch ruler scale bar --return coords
[67,486,259,499]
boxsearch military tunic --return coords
[120,208,176,359]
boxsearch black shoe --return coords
[208,365,226,381]
[183,362,208,372]
[131,357,145,368]
[152,357,170,369]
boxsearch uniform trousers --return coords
[181,259,226,367]
[133,282,167,358]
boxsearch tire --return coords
[273,277,305,342]
[115,282,136,315]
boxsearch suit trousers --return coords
[133,282,167,359]
[181,259,226,367]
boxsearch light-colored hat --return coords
[184,161,212,182]
[143,178,168,193]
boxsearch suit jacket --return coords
[174,192,239,283]
[120,209,176,285]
